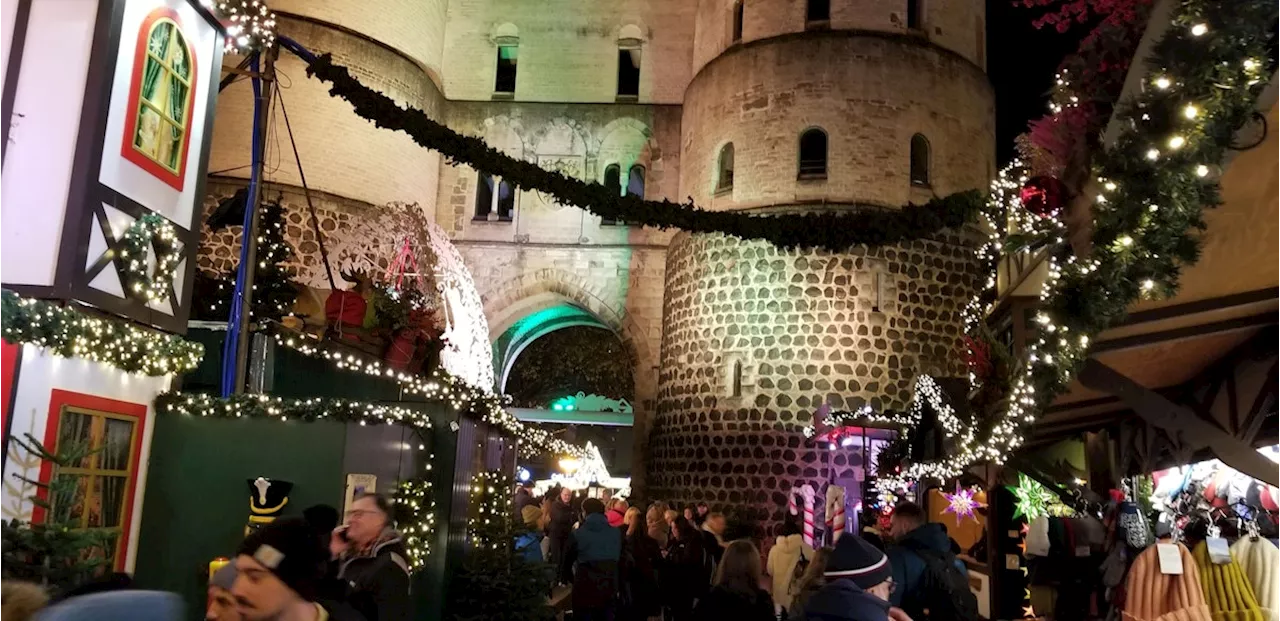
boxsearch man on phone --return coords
[329,493,411,621]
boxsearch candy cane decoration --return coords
[825,484,847,544]
[797,484,816,548]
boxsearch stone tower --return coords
[647,0,994,531]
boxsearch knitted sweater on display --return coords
[1192,540,1265,621]
[1230,537,1278,621]
[1122,541,1212,621]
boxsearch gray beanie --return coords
[210,562,238,591]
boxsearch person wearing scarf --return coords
[329,493,411,621]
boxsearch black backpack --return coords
[899,542,978,621]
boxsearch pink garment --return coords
[606,509,626,528]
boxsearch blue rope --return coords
[220,52,264,396]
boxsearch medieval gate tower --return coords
[198,0,993,530]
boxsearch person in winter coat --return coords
[548,487,577,584]
[767,520,816,615]
[516,505,546,563]
[329,493,412,621]
[646,503,670,549]
[885,502,966,610]
[607,499,628,528]
[664,516,711,621]
[563,498,623,621]
[788,546,832,620]
[620,507,663,621]
[693,539,775,621]
[239,517,366,621]
[701,512,728,566]
[798,535,896,621]
[515,483,539,514]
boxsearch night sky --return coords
[986,0,1086,164]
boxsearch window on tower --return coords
[627,165,645,199]
[496,179,515,221]
[602,164,622,225]
[910,134,930,187]
[806,0,830,25]
[475,173,495,220]
[732,2,744,42]
[617,47,641,99]
[494,45,518,95]
[716,143,735,193]
[906,0,923,30]
[798,128,828,178]
[475,172,516,221]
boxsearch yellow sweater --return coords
[1192,540,1265,621]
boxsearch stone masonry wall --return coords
[648,229,980,531]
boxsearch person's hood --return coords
[897,522,951,553]
[581,512,612,531]
[804,579,891,620]
[774,533,805,552]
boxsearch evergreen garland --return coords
[116,213,182,304]
[303,54,983,252]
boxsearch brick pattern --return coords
[680,33,994,211]
[270,0,448,80]
[648,229,979,531]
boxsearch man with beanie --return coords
[563,497,623,621]
[516,504,546,563]
[798,534,897,621]
[233,517,363,621]
[208,564,242,621]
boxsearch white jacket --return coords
[766,534,815,611]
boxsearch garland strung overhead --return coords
[901,0,1275,482]
[154,391,438,428]
[1,290,203,376]
[302,54,983,252]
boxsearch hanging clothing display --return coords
[1230,537,1278,621]
[1121,541,1212,621]
[1191,540,1265,621]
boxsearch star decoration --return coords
[1012,474,1056,521]
[1023,605,1037,619]
[942,484,983,522]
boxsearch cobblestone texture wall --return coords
[648,229,980,532]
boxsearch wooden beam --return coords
[1091,313,1274,354]
[1079,359,1278,486]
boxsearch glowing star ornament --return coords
[1012,474,1056,521]
[943,485,983,522]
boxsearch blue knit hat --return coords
[824,534,892,589]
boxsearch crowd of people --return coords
[520,482,978,621]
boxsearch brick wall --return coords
[693,0,985,74]
[271,0,449,82]
[680,32,994,210]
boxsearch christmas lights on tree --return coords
[393,472,436,570]
[1,291,203,376]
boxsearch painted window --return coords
[807,0,830,24]
[49,406,141,567]
[121,9,196,191]
[910,134,930,186]
[617,48,641,98]
[732,2,744,42]
[495,45,518,94]
[717,143,735,192]
[798,128,828,178]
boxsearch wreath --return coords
[117,213,181,304]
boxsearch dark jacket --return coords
[662,536,710,612]
[700,527,725,566]
[549,500,576,541]
[515,489,539,513]
[336,532,412,621]
[885,522,965,608]
[318,598,369,621]
[693,585,775,621]
[799,579,891,621]
[565,512,623,609]
[619,529,662,618]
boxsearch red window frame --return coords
[119,7,198,192]
[31,390,149,571]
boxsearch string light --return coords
[467,471,515,549]
[394,474,437,568]
[1,290,203,376]
[1190,23,1208,36]
[1154,76,1172,89]
[117,213,182,305]
[155,392,435,428]
[213,1,277,53]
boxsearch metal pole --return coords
[232,46,277,393]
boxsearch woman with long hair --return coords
[787,546,833,620]
[620,507,662,621]
[663,516,708,621]
[693,539,774,620]
[646,502,670,549]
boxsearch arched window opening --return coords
[732,2,744,42]
[497,180,515,221]
[475,172,516,222]
[627,165,645,198]
[617,46,641,98]
[602,165,622,225]
[806,0,830,25]
[123,10,196,190]
[474,173,495,220]
[494,45,518,95]
[716,143,735,192]
[910,134,930,187]
[798,128,828,178]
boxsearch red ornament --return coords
[1020,175,1067,218]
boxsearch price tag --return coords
[1005,554,1020,570]
[1075,545,1091,557]
[1206,537,1232,564]
[1157,543,1183,575]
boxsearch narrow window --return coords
[732,2,744,42]
[474,173,495,220]
[716,143,735,192]
[798,128,828,178]
[617,48,641,98]
[627,165,645,198]
[730,360,743,397]
[806,0,830,24]
[602,165,622,225]
[496,179,515,221]
[495,45,518,94]
[910,134,930,186]
[906,0,922,30]
[873,271,885,312]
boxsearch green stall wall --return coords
[132,413,346,617]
